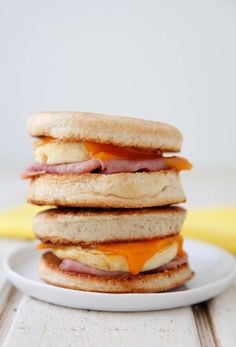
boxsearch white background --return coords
[0,0,235,206]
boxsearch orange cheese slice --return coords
[162,157,192,171]
[96,235,184,275]
[38,235,185,275]
[33,137,54,149]
[33,138,192,171]
[37,243,65,250]
[84,143,192,171]
[85,142,161,160]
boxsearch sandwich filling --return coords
[38,235,187,276]
[22,138,192,178]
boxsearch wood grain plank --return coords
[0,239,25,347]
[207,277,236,347]
[192,303,220,347]
[0,240,24,315]
[0,288,22,346]
[4,295,201,347]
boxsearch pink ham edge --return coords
[101,158,168,174]
[59,256,188,278]
[21,160,102,179]
[21,158,169,179]
[60,259,127,278]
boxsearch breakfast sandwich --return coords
[35,207,193,293]
[23,112,193,294]
[22,112,192,208]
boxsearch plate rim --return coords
[4,238,236,299]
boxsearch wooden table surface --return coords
[0,172,235,347]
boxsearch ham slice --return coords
[59,256,188,278]
[60,259,128,278]
[100,158,168,174]
[22,161,101,179]
[21,158,169,179]
[150,256,188,272]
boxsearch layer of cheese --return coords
[33,138,192,171]
[39,235,185,275]
[85,142,161,160]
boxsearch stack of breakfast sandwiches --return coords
[22,112,193,293]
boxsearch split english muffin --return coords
[35,206,193,293]
[22,112,192,208]
[34,206,186,244]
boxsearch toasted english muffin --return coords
[28,170,186,208]
[28,112,183,152]
[34,206,186,244]
[39,252,193,293]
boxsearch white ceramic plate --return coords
[4,239,236,312]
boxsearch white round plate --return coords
[4,239,236,312]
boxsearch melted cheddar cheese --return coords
[38,235,185,275]
[33,138,192,171]
[84,142,161,160]
[96,236,184,274]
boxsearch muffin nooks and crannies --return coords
[23,112,193,293]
